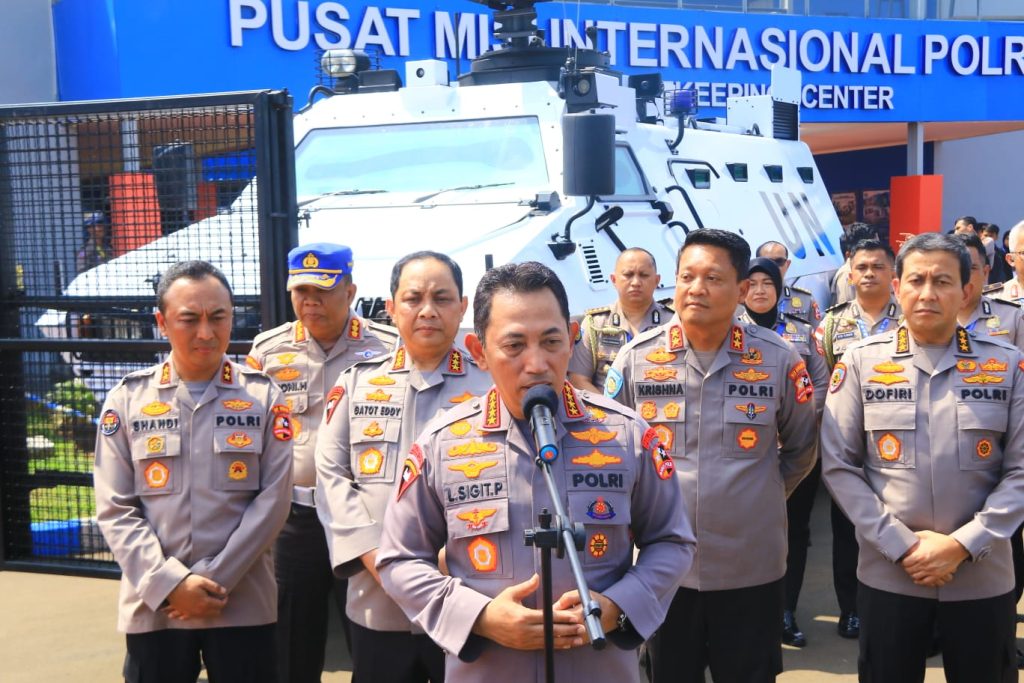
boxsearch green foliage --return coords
[45,379,99,418]
[30,485,96,523]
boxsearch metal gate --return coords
[0,91,296,576]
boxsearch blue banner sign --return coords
[53,0,1024,121]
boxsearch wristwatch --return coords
[616,611,630,632]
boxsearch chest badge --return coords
[457,508,496,532]
[586,497,616,520]
[448,460,499,479]
[226,432,253,449]
[571,450,623,468]
[569,427,616,445]
[467,537,498,572]
[363,421,384,438]
[144,461,169,488]
[141,401,172,417]
[589,532,609,558]
[877,433,901,461]
[228,460,248,480]
[359,448,384,475]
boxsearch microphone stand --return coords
[524,452,606,683]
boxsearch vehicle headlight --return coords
[321,49,370,77]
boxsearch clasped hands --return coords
[471,573,621,651]
[161,573,228,620]
[900,530,970,587]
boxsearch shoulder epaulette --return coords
[657,297,675,312]
[584,305,613,317]
[825,301,849,313]
[983,282,1004,294]
[987,296,1021,310]
[790,285,813,295]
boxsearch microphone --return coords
[522,385,560,464]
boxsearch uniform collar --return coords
[893,324,974,376]
[152,356,238,389]
[479,381,587,433]
[849,296,899,321]
[610,299,666,330]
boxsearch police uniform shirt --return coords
[375,382,695,683]
[985,277,1024,305]
[93,358,294,633]
[961,295,1024,350]
[606,315,817,591]
[247,316,397,486]
[821,326,1024,600]
[816,297,902,370]
[739,310,829,417]
[314,345,491,631]
[777,285,822,323]
[569,299,671,388]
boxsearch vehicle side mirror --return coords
[562,113,615,197]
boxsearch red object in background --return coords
[889,175,943,252]
[109,172,162,257]
[194,181,218,222]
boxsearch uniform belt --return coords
[292,485,316,507]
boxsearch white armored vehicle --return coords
[39,0,843,392]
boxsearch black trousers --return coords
[124,624,275,683]
[274,503,350,683]
[857,583,1017,683]
[783,459,820,612]
[1012,522,1024,604]
[650,580,784,683]
[349,621,445,683]
[830,497,859,614]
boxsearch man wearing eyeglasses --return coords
[756,242,821,323]
[987,220,1024,304]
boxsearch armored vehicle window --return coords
[611,145,649,198]
[294,117,548,201]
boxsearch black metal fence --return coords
[0,91,296,575]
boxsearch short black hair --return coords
[954,232,988,267]
[755,241,788,259]
[678,229,750,281]
[617,247,657,271]
[473,261,570,340]
[954,215,978,231]
[896,233,971,287]
[389,251,464,298]
[980,222,1000,237]
[841,222,877,257]
[849,238,895,265]
[156,261,233,313]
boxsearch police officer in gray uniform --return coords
[955,233,1024,346]
[815,238,902,639]
[316,251,491,682]
[985,219,1024,305]
[822,233,1024,683]
[94,261,293,683]
[609,230,817,683]
[247,243,397,683]
[741,257,828,648]
[756,241,822,323]
[569,247,671,394]
[376,261,695,683]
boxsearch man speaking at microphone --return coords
[376,261,695,682]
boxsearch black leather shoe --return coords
[837,612,860,639]
[782,610,807,647]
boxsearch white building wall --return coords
[934,130,1024,233]
[0,0,56,104]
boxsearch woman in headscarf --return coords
[742,257,828,650]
